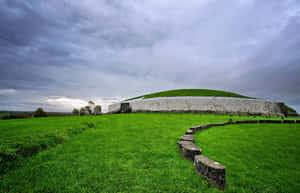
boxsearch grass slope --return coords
[125,89,253,101]
[0,114,299,192]
[0,116,96,169]
[285,105,298,115]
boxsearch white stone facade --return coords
[108,97,285,117]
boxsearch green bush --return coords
[33,108,48,117]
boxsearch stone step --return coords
[194,155,226,190]
[190,126,200,132]
[199,124,213,130]
[211,123,225,126]
[283,120,295,123]
[190,124,212,132]
[180,135,195,143]
[185,129,193,135]
[259,120,282,123]
[236,120,258,124]
[181,143,202,161]
[177,140,194,150]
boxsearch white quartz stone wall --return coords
[108,103,121,113]
[108,97,285,116]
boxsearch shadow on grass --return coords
[0,123,95,175]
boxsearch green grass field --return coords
[195,123,300,192]
[125,89,254,101]
[0,113,299,192]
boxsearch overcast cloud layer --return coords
[0,0,300,112]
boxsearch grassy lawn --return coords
[125,89,253,101]
[195,123,300,193]
[0,113,299,192]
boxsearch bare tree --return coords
[85,106,92,115]
[88,101,95,115]
[80,107,86,116]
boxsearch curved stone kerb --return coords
[179,119,299,190]
[180,135,195,143]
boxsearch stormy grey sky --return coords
[0,0,300,112]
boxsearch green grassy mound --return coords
[125,89,298,115]
[125,89,254,101]
[0,114,299,192]
[285,105,298,115]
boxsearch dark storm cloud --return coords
[235,18,300,104]
[0,0,299,112]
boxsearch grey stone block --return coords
[259,120,282,123]
[211,123,225,126]
[177,140,194,151]
[283,120,295,123]
[194,155,226,190]
[181,143,202,161]
[236,120,258,124]
[199,124,212,130]
[190,126,201,132]
[180,135,195,143]
[190,124,213,132]
[185,129,193,135]
[224,120,233,125]
[268,120,282,123]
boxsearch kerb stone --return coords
[185,129,194,135]
[181,143,202,161]
[283,120,295,123]
[180,135,195,143]
[236,120,258,124]
[259,120,282,123]
[177,140,193,151]
[194,155,226,190]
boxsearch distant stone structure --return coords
[108,96,286,117]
